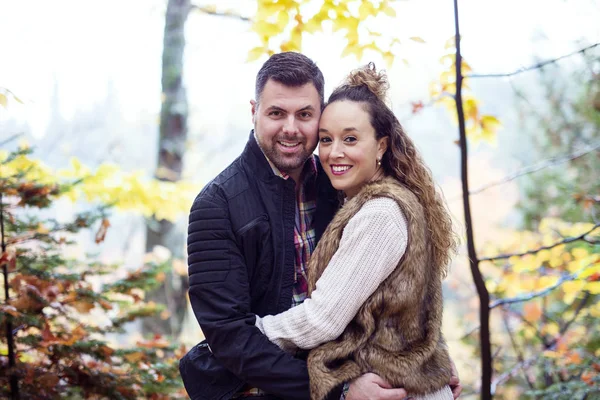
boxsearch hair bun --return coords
[345,62,390,104]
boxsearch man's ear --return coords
[250,100,257,124]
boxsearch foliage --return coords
[0,147,195,222]
[477,218,600,398]
[428,37,502,144]
[515,53,600,229]
[248,0,418,66]
[0,148,187,399]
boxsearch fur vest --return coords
[306,177,452,400]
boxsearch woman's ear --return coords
[377,137,389,159]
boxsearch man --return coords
[179,52,461,400]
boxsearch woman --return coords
[255,63,458,400]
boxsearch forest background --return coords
[1,0,599,399]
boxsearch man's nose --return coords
[282,115,299,134]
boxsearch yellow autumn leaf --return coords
[124,351,145,363]
[252,21,281,37]
[382,4,396,17]
[247,46,267,62]
[383,51,395,68]
[303,17,322,34]
[543,322,560,336]
[571,247,589,260]
[583,281,600,294]
[444,36,456,49]
[276,10,290,30]
[543,350,560,358]
[579,264,600,279]
[537,275,559,290]
[0,93,7,108]
[409,36,426,43]
[480,115,501,133]
[563,280,586,304]
[590,302,600,318]
[358,1,375,19]
[537,249,551,263]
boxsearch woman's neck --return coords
[344,169,386,200]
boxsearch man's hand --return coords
[449,359,462,399]
[346,373,407,400]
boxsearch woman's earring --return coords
[377,157,381,167]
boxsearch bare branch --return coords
[189,4,250,21]
[490,264,592,309]
[492,294,592,393]
[481,223,600,262]
[502,312,535,389]
[0,133,24,148]
[467,141,600,197]
[468,43,600,79]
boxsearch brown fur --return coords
[306,177,452,400]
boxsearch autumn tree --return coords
[515,50,600,228]
[474,47,600,399]
[143,0,192,337]
[0,147,188,399]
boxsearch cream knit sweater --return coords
[255,197,453,400]
[255,197,407,350]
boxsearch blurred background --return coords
[1,0,599,398]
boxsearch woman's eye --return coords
[319,137,332,143]
[344,136,357,143]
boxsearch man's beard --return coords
[258,135,314,174]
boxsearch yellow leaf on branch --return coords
[583,281,600,294]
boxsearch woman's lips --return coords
[330,165,352,176]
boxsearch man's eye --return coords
[269,111,282,117]
[299,112,312,119]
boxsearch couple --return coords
[179,52,461,400]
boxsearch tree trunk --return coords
[143,0,190,337]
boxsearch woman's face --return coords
[318,100,387,198]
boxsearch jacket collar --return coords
[242,130,282,183]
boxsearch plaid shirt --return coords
[235,155,318,398]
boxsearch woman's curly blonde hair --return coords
[328,63,458,276]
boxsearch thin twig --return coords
[502,312,535,389]
[466,141,600,198]
[481,223,600,262]
[490,264,592,309]
[468,43,600,79]
[0,133,24,148]
[189,5,251,21]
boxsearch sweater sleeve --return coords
[255,197,408,350]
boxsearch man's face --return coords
[251,79,321,177]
